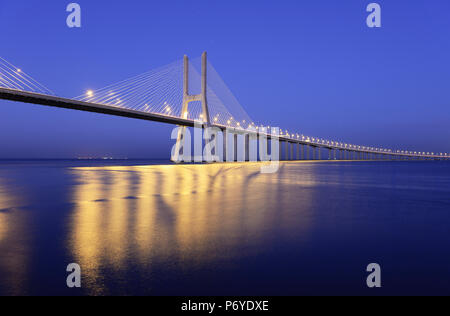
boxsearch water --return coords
[0,160,449,296]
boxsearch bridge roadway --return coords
[0,87,448,161]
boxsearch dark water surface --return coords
[0,160,449,295]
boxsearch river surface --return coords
[0,160,449,295]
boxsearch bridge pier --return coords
[286,142,290,161]
[234,134,238,161]
[245,134,250,161]
[285,141,289,161]
[223,130,229,161]
[279,141,283,161]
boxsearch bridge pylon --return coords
[172,52,210,162]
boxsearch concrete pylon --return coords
[180,52,210,122]
[172,52,210,162]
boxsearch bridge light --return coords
[17,69,22,73]
[86,90,94,97]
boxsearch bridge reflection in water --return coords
[68,163,315,295]
[0,178,29,296]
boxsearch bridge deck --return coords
[0,87,196,127]
[0,87,446,160]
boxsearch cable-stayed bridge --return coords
[0,53,448,162]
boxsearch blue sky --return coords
[0,0,449,158]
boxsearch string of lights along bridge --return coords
[0,53,448,161]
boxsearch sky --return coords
[0,0,449,158]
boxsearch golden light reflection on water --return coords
[69,162,317,294]
[0,179,29,295]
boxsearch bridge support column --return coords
[234,134,238,162]
[284,141,289,160]
[223,130,234,162]
[297,143,300,160]
[245,134,250,162]
[249,133,258,162]
[279,141,283,161]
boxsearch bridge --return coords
[0,53,448,162]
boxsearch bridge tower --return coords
[181,52,210,124]
[172,52,211,162]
